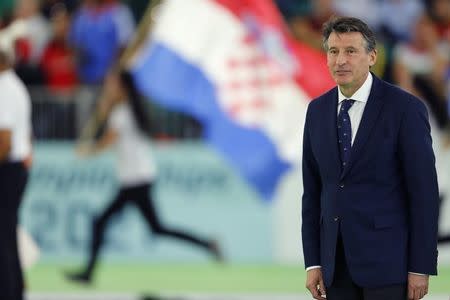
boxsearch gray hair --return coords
[322,17,377,53]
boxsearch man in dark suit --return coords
[301,17,439,300]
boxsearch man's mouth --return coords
[335,70,350,75]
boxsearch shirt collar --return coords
[338,72,373,104]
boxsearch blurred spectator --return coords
[121,0,148,23]
[378,0,425,43]
[14,0,51,65]
[332,0,382,30]
[0,21,32,299]
[428,0,450,45]
[392,13,450,130]
[287,0,336,51]
[69,0,135,84]
[12,0,50,85]
[40,3,78,94]
[41,0,78,19]
[0,0,14,20]
[428,0,450,90]
[275,0,311,20]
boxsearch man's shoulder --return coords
[376,77,425,111]
[308,86,337,111]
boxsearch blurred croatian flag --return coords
[130,0,334,200]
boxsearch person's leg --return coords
[67,188,129,282]
[0,163,27,300]
[11,214,24,300]
[12,168,27,300]
[0,216,17,300]
[134,183,222,261]
[362,284,407,300]
[326,235,363,300]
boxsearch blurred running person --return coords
[66,69,222,284]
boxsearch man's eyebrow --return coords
[328,46,358,49]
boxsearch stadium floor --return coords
[25,263,450,298]
[25,293,450,300]
[24,293,341,300]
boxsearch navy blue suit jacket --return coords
[301,74,439,288]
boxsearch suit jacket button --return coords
[334,216,339,221]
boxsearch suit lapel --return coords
[340,75,386,180]
[324,88,342,177]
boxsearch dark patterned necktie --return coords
[337,99,355,169]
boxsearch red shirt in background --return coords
[40,39,78,93]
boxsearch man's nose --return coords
[336,52,347,65]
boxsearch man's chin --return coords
[334,78,351,86]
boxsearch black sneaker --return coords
[64,271,92,284]
[209,239,224,263]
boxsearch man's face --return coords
[326,32,376,94]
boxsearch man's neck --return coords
[339,86,356,98]
[339,73,369,98]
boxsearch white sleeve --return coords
[306,265,321,271]
[408,272,427,276]
[0,92,15,129]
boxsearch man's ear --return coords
[369,49,377,67]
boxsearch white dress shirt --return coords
[336,72,372,145]
[306,73,425,276]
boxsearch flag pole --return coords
[119,0,162,69]
[77,0,162,144]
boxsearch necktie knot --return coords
[340,99,355,113]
